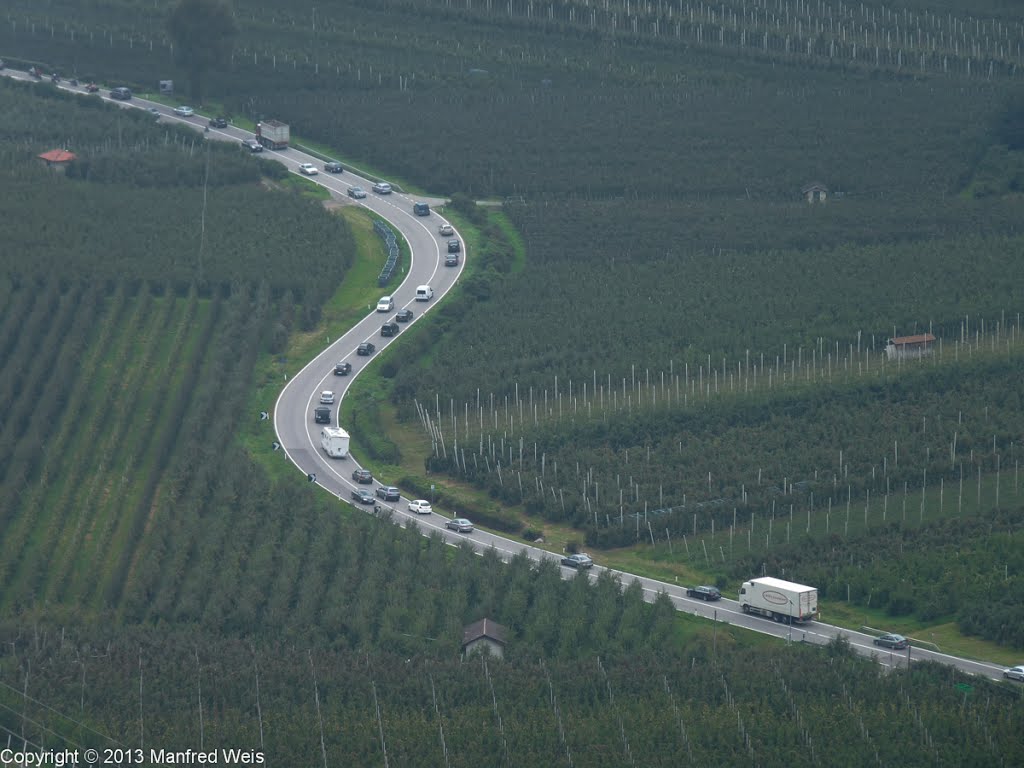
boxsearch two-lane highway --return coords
[9,66,1014,685]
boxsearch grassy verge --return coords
[241,205,387,480]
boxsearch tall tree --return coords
[167,0,238,103]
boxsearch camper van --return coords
[320,427,350,459]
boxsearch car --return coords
[561,553,594,569]
[445,253,459,267]
[357,342,375,356]
[447,239,461,253]
[446,518,474,533]
[873,633,910,650]
[319,390,335,405]
[413,202,430,216]
[208,116,228,128]
[1003,665,1024,682]
[395,308,413,322]
[334,361,352,376]
[173,105,194,117]
[109,86,132,100]
[372,182,392,194]
[347,186,367,199]
[298,163,319,175]
[352,468,373,484]
[147,107,161,118]
[351,488,375,505]
[438,223,454,236]
[242,139,263,153]
[376,486,400,502]
[380,322,399,337]
[324,161,343,173]
[84,83,99,93]
[408,499,433,515]
[686,585,722,601]
[376,296,394,313]
[314,406,331,424]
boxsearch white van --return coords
[376,295,394,312]
[320,427,350,458]
[415,285,434,301]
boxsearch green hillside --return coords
[1,1,1023,764]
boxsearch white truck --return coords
[320,426,350,459]
[738,576,817,624]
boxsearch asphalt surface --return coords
[9,67,1018,686]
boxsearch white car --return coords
[299,163,319,176]
[445,518,473,533]
[376,296,394,312]
[408,500,433,515]
[319,390,335,405]
[173,105,194,117]
[438,223,454,236]
[1005,665,1024,682]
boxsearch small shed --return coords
[801,181,829,203]
[885,333,936,361]
[38,149,77,174]
[462,618,508,659]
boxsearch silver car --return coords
[1004,665,1024,682]
[445,518,474,533]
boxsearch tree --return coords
[167,0,238,103]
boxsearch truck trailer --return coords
[739,577,817,624]
[256,120,290,150]
[320,426,350,459]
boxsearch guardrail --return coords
[374,220,400,287]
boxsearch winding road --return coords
[9,67,1016,685]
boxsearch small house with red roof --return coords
[38,149,77,174]
[885,333,936,361]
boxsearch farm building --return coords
[801,181,829,203]
[462,618,508,659]
[38,148,76,174]
[885,333,936,361]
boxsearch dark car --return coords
[686,585,721,601]
[334,361,352,376]
[352,468,373,484]
[688,585,720,606]
[357,342,375,356]
[413,201,430,216]
[324,161,343,173]
[109,86,132,100]
[380,322,399,337]
[376,486,400,502]
[208,116,228,128]
[561,553,594,569]
[242,139,263,153]
[445,253,459,267]
[351,488,375,505]
[873,633,909,650]
[447,239,461,253]
[84,83,100,93]
[395,308,413,322]
[314,406,331,424]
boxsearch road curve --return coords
[8,67,1014,685]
